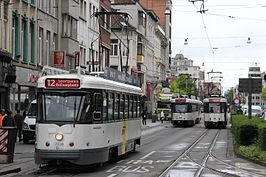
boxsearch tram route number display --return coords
[45,78,80,88]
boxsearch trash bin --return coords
[0,127,17,163]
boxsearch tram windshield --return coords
[43,92,84,121]
[172,104,188,113]
[157,101,171,109]
[204,102,226,113]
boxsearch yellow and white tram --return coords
[203,97,228,129]
[171,98,202,127]
[35,72,142,166]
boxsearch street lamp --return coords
[184,38,188,45]
[247,37,251,44]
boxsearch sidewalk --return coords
[141,118,170,130]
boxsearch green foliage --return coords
[170,74,197,97]
[231,114,266,164]
[238,145,266,163]
[224,87,234,105]
[261,88,266,102]
[257,123,266,151]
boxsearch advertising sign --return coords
[204,82,221,97]
[53,51,65,68]
[75,51,80,67]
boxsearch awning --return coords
[0,49,12,63]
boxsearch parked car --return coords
[244,105,262,117]
[22,100,36,144]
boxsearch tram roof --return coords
[203,97,227,103]
[171,98,202,104]
[37,74,142,95]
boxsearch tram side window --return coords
[37,93,43,122]
[94,93,103,123]
[120,94,125,119]
[125,95,129,119]
[108,93,114,121]
[137,97,140,118]
[192,104,197,112]
[103,92,108,122]
[129,95,133,119]
[132,96,136,118]
[114,93,119,121]
[80,93,93,123]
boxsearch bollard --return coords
[0,127,17,163]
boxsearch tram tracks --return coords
[159,128,265,177]
[159,129,239,177]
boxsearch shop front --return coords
[0,50,15,110]
[11,67,40,111]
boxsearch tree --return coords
[224,87,234,104]
[170,74,197,97]
[261,88,266,102]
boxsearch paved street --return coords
[0,119,265,177]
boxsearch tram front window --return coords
[173,104,188,113]
[43,92,84,122]
[205,103,225,113]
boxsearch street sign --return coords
[238,78,262,93]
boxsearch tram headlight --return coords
[55,133,63,141]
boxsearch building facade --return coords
[139,0,172,74]
[171,54,204,97]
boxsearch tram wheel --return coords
[132,141,136,152]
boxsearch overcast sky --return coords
[172,0,266,91]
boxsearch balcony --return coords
[137,54,144,63]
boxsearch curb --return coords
[0,167,21,176]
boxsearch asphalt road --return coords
[1,121,266,177]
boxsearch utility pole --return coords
[248,77,252,119]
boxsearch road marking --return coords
[107,174,117,177]
[140,151,156,160]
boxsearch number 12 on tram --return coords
[35,74,142,166]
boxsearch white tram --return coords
[171,98,202,127]
[203,97,228,128]
[35,73,142,165]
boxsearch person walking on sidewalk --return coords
[0,109,7,127]
[14,110,24,142]
[2,110,16,127]
[141,109,147,126]
[160,110,164,123]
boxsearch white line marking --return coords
[140,151,156,160]
[107,174,117,177]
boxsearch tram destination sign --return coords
[45,78,80,89]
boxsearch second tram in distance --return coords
[203,97,228,129]
[171,98,202,127]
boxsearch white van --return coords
[22,100,36,144]
[245,105,262,117]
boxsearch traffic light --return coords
[264,74,266,81]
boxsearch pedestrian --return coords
[14,110,24,142]
[2,110,16,127]
[23,109,27,119]
[141,109,147,126]
[160,110,164,123]
[0,109,7,127]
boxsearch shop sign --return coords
[53,51,65,68]
[16,67,40,86]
